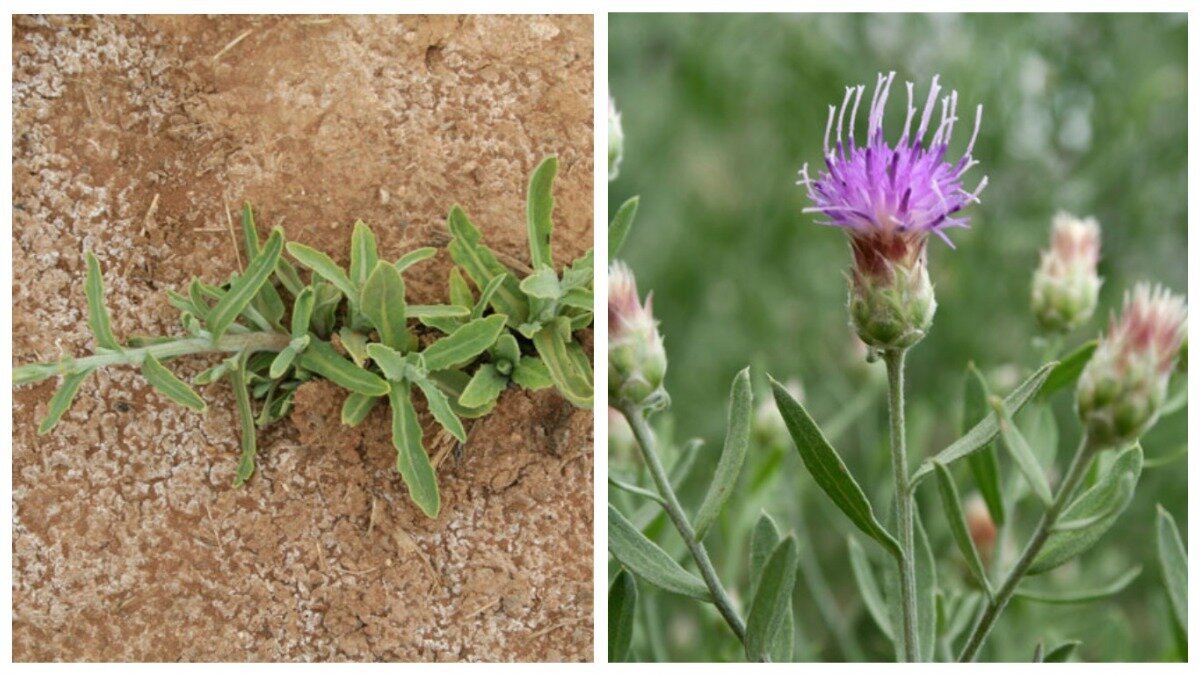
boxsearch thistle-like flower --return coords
[1031,212,1102,333]
[609,261,667,409]
[609,97,625,182]
[1077,283,1187,448]
[800,72,987,350]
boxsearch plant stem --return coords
[620,404,748,645]
[883,348,920,662]
[957,435,1095,662]
[25,331,291,380]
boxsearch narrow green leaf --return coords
[290,286,315,338]
[770,375,901,558]
[361,261,410,351]
[608,475,666,506]
[297,339,389,396]
[1030,444,1143,574]
[1016,565,1141,604]
[964,364,1006,526]
[446,205,528,324]
[208,228,284,339]
[526,155,557,269]
[286,242,356,299]
[230,353,257,487]
[395,246,438,274]
[408,304,471,320]
[389,382,440,517]
[37,369,92,434]
[560,287,593,311]
[341,392,380,427]
[1038,340,1098,401]
[519,265,562,300]
[349,220,379,292]
[459,363,508,409]
[608,195,640,260]
[991,396,1054,505]
[912,361,1057,486]
[448,267,474,308]
[1032,642,1045,662]
[337,327,370,367]
[848,537,893,642]
[366,343,408,381]
[85,252,120,350]
[883,512,937,661]
[745,536,799,662]
[532,325,594,408]
[510,356,554,391]
[1043,640,1082,662]
[141,353,206,412]
[607,504,710,601]
[608,569,638,662]
[415,376,466,442]
[421,315,507,372]
[693,367,752,540]
[240,202,261,256]
[309,281,344,336]
[473,274,506,319]
[934,462,992,596]
[1156,506,1187,632]
[750,512,783,598]
[427,369,497,419]
[274,257,305,297]
[268,346,297,379]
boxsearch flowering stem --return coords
[38,331,291,375]
[957,435,1096,661]
[883,348,920,662]
[619,404,748,646]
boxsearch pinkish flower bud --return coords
[609,262,667,409]
[964,494,997,563]
[847,232,937,350]
[1031,212,1102,333]
[1077,283,1187,448]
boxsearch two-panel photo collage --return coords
[6,10,1191,667]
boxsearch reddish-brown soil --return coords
[11,15,594,662]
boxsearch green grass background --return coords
[609,13,1186,662]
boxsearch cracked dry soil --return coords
[12,15,594,661]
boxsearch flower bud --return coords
[608,407,637,464]
[1031,212,1102,333]
[964,494,997,564]
[609,261,667,409]
[608,97,624,182]
[847,233,936,350]
[1077,283,1186,448]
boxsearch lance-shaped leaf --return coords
[883,512,937,661]
[848,537,893,642]
[1016,565,1141,604]
[446,205,528,323]
[286,242,356,299]
[297,339,389,397]
[141,353,206,412]
[608,569,638,663]
[745,536,798,663]
[693,367,752,540]
[991,396,1053,505]
[365,343,407,381]
[85,251,121,350]
[361,261,410,351]
[460,363,508,409]
[519,265,562,300]
[770,375,901,558]
[1038,340,1098,401]
[395,246,438,274]
[511,356,554,391]
[338,327,371,367]
[415,377,466,442]
[448,267,474,309]
[561,287,593,311]
[474,274,507,319]
[268,346,298,380]
[426,369,497,419]
[341,392,380,427]
[420,315,507,372]
[1043,641,1082,662]
[911,361,1056,486]
[389,382,440,518]
[230,353,257,487]
[532,325,594,408]
[348,220,379,293]
[608,195,640,260]
[526,155,557,269]
[274,257,304,297]
[241,204,286,329]
[38,369,93,434]
[1030,443,1143,574]
[290,286,315,338]
[208,228,284,340]
[933,462,992,596]
[964,364,1005,526]
[1156,506,1187,632]
[607,504,709,601]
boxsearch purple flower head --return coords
[799,72,987,279]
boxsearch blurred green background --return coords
[609,13,1186,662]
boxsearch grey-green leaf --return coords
[848,537,893,642]
[208,228,284,340]
[297,339,390,397]
[408,304,471,320]
[268,346,297,380]
[607,504,710,602]
[964,363,1005,526]
[770,375,901,558]
[1043,640,1082,662]
[693,367,752,540]
[446,205,528,324]
[395,246,438,274]
[745,536,798,662]
[421,315,507,372]
[750,512,783,598]
[361,261,410,351]
[1038,340,1098,401]
[459,363,508,409]
[415,376,466,442]
[532,325,594,408]
[290,286,315,338]
[341,392,380,427]
[526,155,557,269]
[230,353,257,487]
[1156,506,1187,632]
[934,462,991,596]
[85,251,121,350]
[388,383,440,517]
[37,369,92,434]
[1016,565,1141,604]
[286,242,356,299]
[511,355,554,391]
[608,569,638,662]
[141,353,206,412]
[519,265,563,300]
[608,195,639,260]
[349,220,379,292]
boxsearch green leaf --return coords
[408,304,471,320]
[141,353,206,412]
[395,246,438,274]
[341,392,380,427]
[607,504,710,601]
[560,287,593,311]
[511,356,554,391]
[991,396,1053,505]
[1043,640,1082,662]
[608,195,640,260]
[415,376,466,442]
[290,286,315,338]
[361,261,410,351]
[769,375,901,558]
[1038,340,1098,400]
[37,369,92,434]
[337,328,371,367]
[230,353,257,487]
[608,569,638,662]
[561,248,594,290]
[532,325,594,408]
[745,537,798,662]
[459,363,508,409]
[1016,565,1141,604]
[365,343,408,381]
[349,220,379,293]
[1030,443,1143,574]
[847,536,893,642]
[448,267,474,308]
[274,257,305,297]
[309,281,344,336]
[494,332,521,364]
[912,361,1056,486]
[208,228,284,340]
[1156,506,1187,632]
[749,512,782,598]
[934,462,992,596]
[426,369,497,419]
[883,512,937,661]
[519,265,563,299]
[446,205,528,324]
[297,339,390,396]
[240,202,261,256]
[85,252,121,350]
[14,362,62,386]
[526,155,557,269]
[268,346,297,379]
[388,383,440,517]
[964,364,1005,526]
[693,367,752,540]
[420,315,507,372]
[286,242,356,299]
